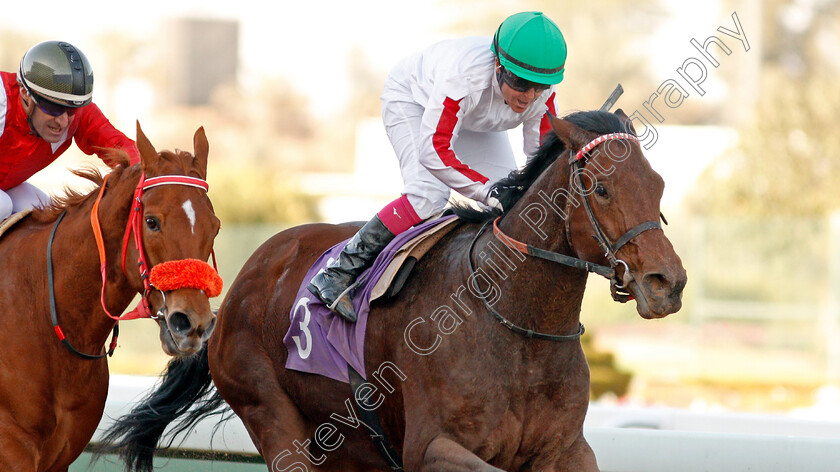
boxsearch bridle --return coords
[469,132,662,342]
[566,133,662,301]
[112,174,220,320]
[48,172,222,359]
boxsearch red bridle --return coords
[91,172,222,321]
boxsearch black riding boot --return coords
[308,215,396,322]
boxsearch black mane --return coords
[451,110,631,223]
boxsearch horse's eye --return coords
[145,216,161,232]
[595,184,608,198]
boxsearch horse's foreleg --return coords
[417,436,506,472]
[235,398,317,471]
[214,364,318,470]
[0,430,39,471]
[213,339,347,471]
[546,434,599,472]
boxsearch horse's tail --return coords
[92,343,230,472]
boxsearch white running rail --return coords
[95,375,840,471]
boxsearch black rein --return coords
[47,210,118,359]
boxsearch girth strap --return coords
[348,365,404,471]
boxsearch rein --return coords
[48,211,117,359]
[48,171,221,359]
[468,220,585,342]
[492,218,613,278]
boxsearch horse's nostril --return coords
[643,270,687,300]
[168,311,192,335]
[643,272,670,297]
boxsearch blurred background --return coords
[3,0,840,419]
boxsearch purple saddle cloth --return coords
[283,215,456,383]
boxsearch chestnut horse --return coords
[100,110,686,471]
[0,124,221,471]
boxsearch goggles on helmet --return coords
[29,90,77,117]
[498,66,552,93]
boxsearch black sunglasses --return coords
[30,93,77,117]
[498,66,551,93]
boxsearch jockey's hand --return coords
[485,196,504,212]
[480,182,503,212]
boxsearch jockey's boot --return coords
[308,215,396,322]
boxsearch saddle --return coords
[371,214,460,300]
[0,209,32,240]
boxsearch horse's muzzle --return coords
[155,291,217,356]
[630,267,687,319]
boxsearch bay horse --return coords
[99,109,686,472]
[0,124,221,471]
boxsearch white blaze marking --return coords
[182,200,196,233]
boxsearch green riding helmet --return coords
[491,11,567,85]
[17,41,94,108]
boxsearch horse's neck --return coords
[471,228,588,341]
[474,161,589,338]
[50,183,138,351]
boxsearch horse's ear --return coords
[193,126,209,179]
[136,121,159,172]
[614,108,637,135]
[548,113,589,151]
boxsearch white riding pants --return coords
[0,182,50,220]
[381,100,516,219]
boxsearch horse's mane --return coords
[452,110,632,223]
[30,166,110,223]
[29,146,201,224]
[30,148,135,223]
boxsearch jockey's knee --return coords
[0,191,13,221]
[7,182,50,213]
[406,193,448,220]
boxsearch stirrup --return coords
[326,281,361,322]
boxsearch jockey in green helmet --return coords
[492,11,567,90]
[308,12,567,323]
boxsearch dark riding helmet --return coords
[17,41,94,108]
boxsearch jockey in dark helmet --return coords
[0,40,139,220]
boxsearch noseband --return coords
[48,172,222,359]
[472,133,662,342]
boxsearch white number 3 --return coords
[292,297,313,359]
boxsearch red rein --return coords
[91,172,222,321]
